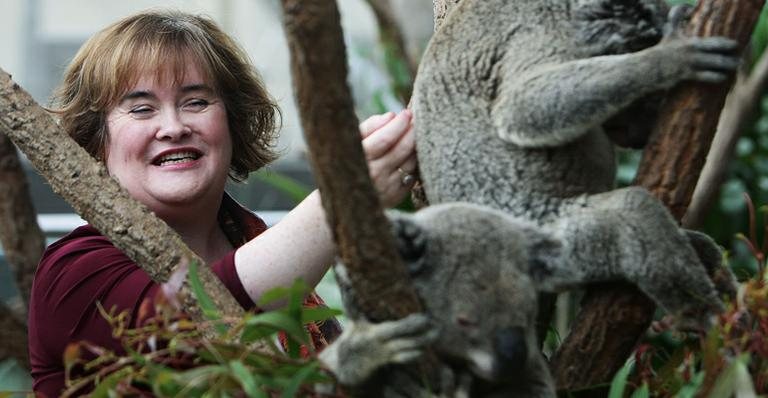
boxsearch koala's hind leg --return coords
[545,187,724,329]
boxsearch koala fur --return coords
[321,201,730,397]
[321,1,740,396]
[322,204,559,397]
[410,0,738,320]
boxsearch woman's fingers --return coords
[359,111,396,139]
[360,109,418,208]
[362,110,413,160]
[367,122,415,177]
[374,153,419,208]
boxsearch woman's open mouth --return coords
[152,150,202,166]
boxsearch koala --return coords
[320,203,728,397]
[410,0,739,328]
[321,203,560,398]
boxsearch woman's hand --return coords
[359,110,417,208]
[235,109,418,304]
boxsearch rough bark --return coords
[280,0,422,322]
[0,303,28,368]
[0,132,45,313]
[551,0,765,390]
[0,69,243,324]
[365,0,416,104]
[683,49,768,229]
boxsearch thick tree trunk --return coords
[280,0,422,322]
[0,69,243,324]
[551,0,765,390]
[0,132,45,313]
[0,131,45,366]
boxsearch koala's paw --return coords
[685,229,737,301]
[663,36,740,84]
[639,254,725,332]
[319,314,436,387]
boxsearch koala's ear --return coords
[526,231,563,283]
[388,212,429,276]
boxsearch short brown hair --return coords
[53,9,280,181]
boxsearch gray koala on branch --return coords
[322,204,559,397]
[411,0,738,320]
[321,201,725,397]
[320,0,740,396]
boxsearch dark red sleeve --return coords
[28,226,253,397]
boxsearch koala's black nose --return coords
[494,327,528,377]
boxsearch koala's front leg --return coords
[319,313,437,387]
[491,37,739,148]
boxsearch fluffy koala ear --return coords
[525,230,563,286]
[387,211,429,276]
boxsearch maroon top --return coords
[27,195,341,397]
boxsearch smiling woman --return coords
[27,9,418,396]
[105,64,234,239]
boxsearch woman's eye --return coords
[183,99,209,111]
[128,106,154,117]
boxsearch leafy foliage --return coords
[61,277,342,397]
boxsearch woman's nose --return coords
[155,110,191,141]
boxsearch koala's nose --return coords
[494,327,528,377]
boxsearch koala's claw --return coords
[319,314,436,387]
[369,313,432,340]
[685,229,737,301]
[670,37,740,84]
[691,36,739,53]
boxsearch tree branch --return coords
[280,0,422,322]
[365,0,416,104]
[684,48,768,229]
[0,303,28,368]
[0,132,45,315]
[551,0,765,390]
[0,131,45,366]
[0,69,243,325]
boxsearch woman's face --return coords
[105,62,232,217]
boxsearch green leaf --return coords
[170,364,228,396]
[252,170,311,204]
[90,367,133,397]
[242,311,309,346]
[630,383,649,398]
[281,363,321,398]
[152,369,184,397]
[707,354,753,398]
[677,371,706,398]
[300,307,343,324]
[608,358,634,398]
[229,360,267,398]
[257,286,292,308]
[188,259,228,335]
